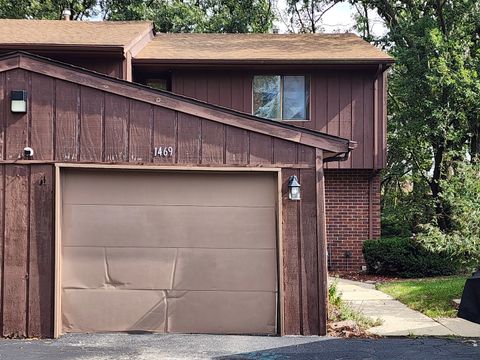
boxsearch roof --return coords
[134,33,393,65]
[0,51,355,155]
[0,20,153,51]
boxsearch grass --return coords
[376,276,467,318]
[329,280,382,330]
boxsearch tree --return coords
[102,0,274,33]
[352,1,480,234]
[0,0,275,33]
[0,0,98,19]
[282,0,342,33]
[418,160,480,268]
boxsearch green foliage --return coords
[0,0,98,19]
[0,0,274,33]
[418,161,480,269]
[103,0,274,33]
[363,237,459,278]
[351,1,480,236]
[377,276,467,318]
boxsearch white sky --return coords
[274,1,387,36]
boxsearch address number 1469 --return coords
[154,146,174,157]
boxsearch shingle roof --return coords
[134,33,393,64]
[0,20,153,50]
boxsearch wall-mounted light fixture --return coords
[288,175,301,201]
[11,90,27,113]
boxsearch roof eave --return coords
[0,44,126,56]
[132,58,395,66]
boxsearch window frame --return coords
[252,74,311,122]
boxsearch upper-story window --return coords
[253,75,310,121]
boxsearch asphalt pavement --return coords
[0,333,478,359]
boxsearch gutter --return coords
[323,140,357,163]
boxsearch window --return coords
[253,75,310,121]
[145,78,171,91]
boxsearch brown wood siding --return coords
[0,68,327,337]
[171,70,384,169]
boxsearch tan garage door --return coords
[60,169,278,335]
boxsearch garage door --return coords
[60,169,278,335]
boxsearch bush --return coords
[363,237,459,278]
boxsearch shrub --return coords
[363,237,459,278]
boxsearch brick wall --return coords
[325,169,381,271]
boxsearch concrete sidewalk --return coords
[334,278,480,337]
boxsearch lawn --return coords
[376,276,467,318]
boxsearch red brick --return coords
[325,169,381,271]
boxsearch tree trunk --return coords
[430,146,449,231]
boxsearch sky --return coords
[274,1,388,36]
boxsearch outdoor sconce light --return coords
[11,90,27,113]
[288,175,301,201]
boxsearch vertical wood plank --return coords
[153,107,176,164]
[0,166,4,334]
[379,71,387,168]
[3,165,29,337]
[281,168,301,334]
[129,101,153,162]
[182,76,196,98]
[201,120,224,164]
[299,167,319,335]
[305,74,316,131]
[249,133,273,165]
[339,74,352,168]
[104,93,128,162]
[30,74,54,160]
[207,75,220,106]
[79,87,103,162]
[225,127,249,165]
[5,69,28,160]
[55,80,79,161]
[273,138,297,164]
[231,75,245,112]
[297,145,316,165]
[177,113,200,164]
[315,75,329,133]
[171,73,182,94]
[351,75,365,168]
[219,77,232,109]
[28,165,54,338]
[0,73,5,160]
[242,75,253,113]
[194,76,208,102]
[326,75,340,169]
[363,77,374,168]
[316,149,328,335]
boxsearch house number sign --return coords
[154,146,174,157]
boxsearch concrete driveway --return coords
[0,334,478,359]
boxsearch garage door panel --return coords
[62,247,107,289]
[105,248,176,290]
[173,249,277,291]
[167,291,276,335]
[62,290,167,333]
[63,204,276,249]
[61,169,278,335]
[63,171,276,207]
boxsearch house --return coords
[0,19,392,338]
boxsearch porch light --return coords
[288,175,301,201]
[11,90,27,113]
